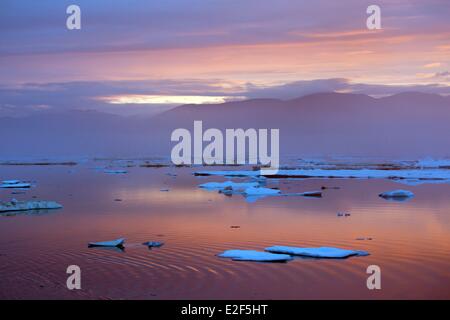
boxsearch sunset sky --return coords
[0,0,449,115]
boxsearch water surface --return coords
[1,163,450,299]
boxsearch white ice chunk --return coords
[0,200,62,212]
[379,189,414,199]
[218,249,293,262]
[265,246,369,258]
[88,238,125,247]
[243,187,280,195]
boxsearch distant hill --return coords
[1,92,450,159]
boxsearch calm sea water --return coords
[1,163,450,299]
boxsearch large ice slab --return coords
[88,238,125,248]
[265,246,369,258]
[218,249,293,262]
[417,158,450,168]
[194,168,450,185]
[243,187,280,196]
[0,199,62,212]
[199,181,259,191]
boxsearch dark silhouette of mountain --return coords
[1,92,449,159]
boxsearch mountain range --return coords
[1,92,449,159]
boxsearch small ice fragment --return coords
[142,241,164,248]
[0,200,62,212]
[104,169,128,174]
[0,182,31,188]
[218,249,293,262]
[265,246,369,258]
[88,238,125,248]
[300,191,322,198]
[379,189,414,199]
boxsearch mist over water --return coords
[1,92,450,160]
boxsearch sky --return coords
[0,0,449,116]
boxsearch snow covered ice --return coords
[195,167,450,185]
[0,199,62,212]
[243,187,280,196]
[265,246,369,258]
[198,181,259,191]
[218,249,293,262]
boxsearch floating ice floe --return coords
[0,180,32,188]
[0,199,62,212]
[379,189,414,199]
[218,249,293,262]
[194,168,450,185]
[0,183,31,188]
[199,181,259,191]
[142,241,164,248]
[417,158,450,168]
[265,246,369,258]
[104,169,128,174]
[2,180,21,184]
[243,187,280,196]
[88,238,125,248]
